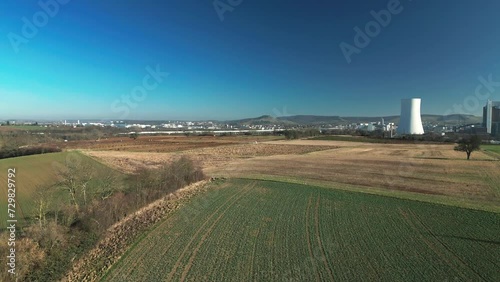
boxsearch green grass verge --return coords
[235,174,500,213]
[483,144,500,156]
[0,151,124,228]
[310,135,452,145]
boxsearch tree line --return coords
[0,146,61,159]
[0,156,205,281]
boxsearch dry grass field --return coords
[0,126,20,132]
[211,140,500,211]
[61,135,283,153]
[81,138,500,211]
[83,142,335,173]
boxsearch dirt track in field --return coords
[81,138,500,206]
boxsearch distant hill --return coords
[420,114,482,124]
[277,115,344,124]
[227,115,296,126]
[227,114,482,126]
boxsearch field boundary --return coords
[482,150,500,160]
[72,149,136,175]
[234,176,500,213]
[63,180,212,282]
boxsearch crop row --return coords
[103,179,500,281]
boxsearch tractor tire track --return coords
[408,210,487,281]
[179,182,256,281]
[314,195,335,281]
[399,208,468,280]
[165,182,253,281]
[305,195,320,282]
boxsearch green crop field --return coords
[0,125,49,131]
[0,151,123,228]
[103,179,500,281]
[483,144,500,156]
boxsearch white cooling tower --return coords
[397,98,424,135]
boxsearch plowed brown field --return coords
[84,143,337,173]
[61,135,282,152]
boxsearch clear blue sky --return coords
[1,0,500,120]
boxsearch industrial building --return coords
[483,100,500,137]
[397,98,424,135]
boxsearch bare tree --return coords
[33,187,53,228]
[55,159,95,212]
[95,172,122,200]
[454,135,482,160]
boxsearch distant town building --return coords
[483,100,500,136]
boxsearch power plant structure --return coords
[397,98,424,135]
[483,100,500,136]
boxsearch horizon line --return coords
[0,113,483,122]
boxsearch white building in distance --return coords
[397,98,424,135]
[483,100,500,136]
